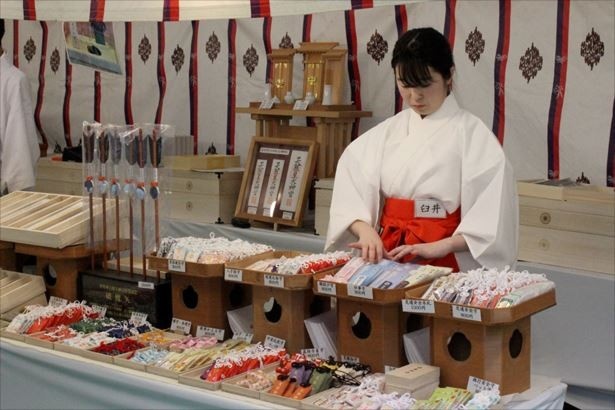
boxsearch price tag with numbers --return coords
[317,281,336,296]
[196,326,225,341]
[347,284,374,300]
[138,281,155,290]
[340,355,360,364]
[264,335,286,349]
[232,332,253,343]
[92,304,107,318]
[264,274,284,288]
[48,296,68,308]
[224,268,243,282]
[452,305,482,322]
[170,317,192,335]
[301,347,326,360]
[467,376,500,394]
[168,259,186,273]
[402,299,435,314]
[130,311,148,325]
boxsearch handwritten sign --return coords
[347,284,374,300]
[264,274,284,288]
[48,296,68,308]
[467,376,500,394]
[130,311,148,325]
[170,318,192,335]
[452,305,482,322]
[264,335,286,349]
[232,332,253,343]
[317,281,336,296]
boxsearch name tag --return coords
[414,199,447,219]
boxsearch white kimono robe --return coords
[325,95,518,271]
[0,53,40,193]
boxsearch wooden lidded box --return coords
[35,157,244,225]
[517,180,614,274]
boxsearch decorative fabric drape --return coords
[3,1,614,186]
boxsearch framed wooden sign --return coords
[235,137,317,227]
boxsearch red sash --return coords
[379,197,460,271]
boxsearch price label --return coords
[341,355,360,364]
[48,296,68,308]
[264,335,286,349]
[452,305,482,322]
[384,365,398,373]
[168,259,186,272]
[347,284,374,300]
[467,376,500,394]
[293,100,309,110]
[130,311,148,325]
[138,281,155,290]
[301,347,326,360]
[196,326,225,341]
[264,274,284,288]
[170,317,192,335]
[259,99,275,109]
[91,304,107,318]
[317,281,336,296]
[232,332,253,343]
[402,299,435,314]
[224,268,243,282]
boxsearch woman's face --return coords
[396,66,451,117]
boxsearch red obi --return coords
[379,197,461,271]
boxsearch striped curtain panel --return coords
[4,1,614,185]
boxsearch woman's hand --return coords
[348,220,387,263]
[388,235,468,262]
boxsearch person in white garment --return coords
[0,19,40,194]
[325,27,517,272]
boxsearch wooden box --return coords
[35,157,82,195]
[0,191,95,248]
[0,270,46,316]
[166,155,240,171]
[169,272,252,337]
[35,157,244,225]
[166,169,243,224]
[314,178,333,236]
[517,181,614,274]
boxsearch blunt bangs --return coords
[396,59,433,88]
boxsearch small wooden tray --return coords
[146,253,225,278]
[177,366,222,390]
[403,285,557,325]
[0,328,25,342]
[224,251,343,290]
[113,347,153,372]
[23,332,56,350]
[219,363,278,399]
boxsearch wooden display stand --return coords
[147,255,252,336]
[236,104,371,178]
[224,251,338,353]
[336,299,408,372]
[15,241,127,301]
[252,286,328,354]
[170,273,251,336]
[0,241,16,271]
[431,316,530,395]
[404,284,556,394]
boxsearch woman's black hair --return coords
[0,19,5,43]
[391,27,454,88]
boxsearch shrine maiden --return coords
[0,19,40,194]
[325,28,517,272]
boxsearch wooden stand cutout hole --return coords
[182,285,198,309]
[264,296,282,323]
[351,311,371,339]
